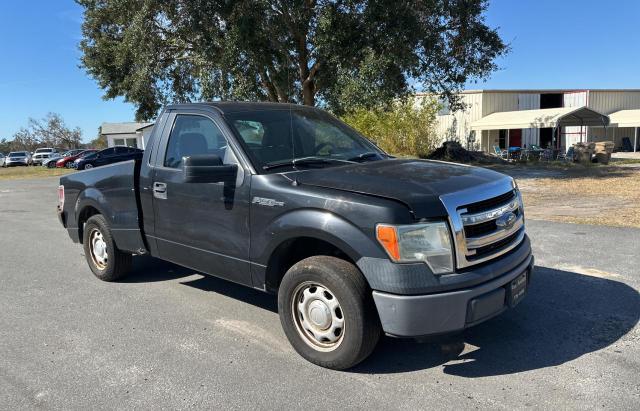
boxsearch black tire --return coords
[47,162,56,168]
[82,214,132,281]
[278,256,381,370]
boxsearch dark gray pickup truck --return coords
[58,102,533,369]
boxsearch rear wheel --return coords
[278,256,381,370]
[47,161,56,168]
[82,215,131,281]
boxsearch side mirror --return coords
[183,154,237,183]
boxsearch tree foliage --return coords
[78,0,507,120]
[3,113,82,152]
[341,97,440,158]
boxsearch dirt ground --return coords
[495,163,640,228]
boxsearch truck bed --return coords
[59,159,148,254]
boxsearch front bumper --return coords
[370,247,534,337]
[6,159,28,166]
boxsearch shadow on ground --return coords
[353,266,639,375]
[123,255,278,313]
[122,259,639,376]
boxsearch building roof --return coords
[101,122,153,135]
[608,109,640,127]
[470,106,610,131]
[136,123,155,131]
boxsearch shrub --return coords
[341,97,440,158]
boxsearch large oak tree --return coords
[78,0,506,120]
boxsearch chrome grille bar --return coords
[440,177,525,269]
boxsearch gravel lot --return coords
[1,177,638,410]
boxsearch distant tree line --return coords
[0,113,84,153]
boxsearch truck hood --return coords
[292,159,512,218]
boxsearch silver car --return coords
[5,151,32,167]
[0,153,5,167]
[42,152,63,168]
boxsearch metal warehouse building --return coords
[428,89,640,152]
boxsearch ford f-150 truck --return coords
[58,102,533,370]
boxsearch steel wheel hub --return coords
[89,229,108,269]
[292,282,345,351]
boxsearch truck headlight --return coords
[376,222,454,274]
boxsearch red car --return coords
[56,149,96,168]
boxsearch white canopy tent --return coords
[608,109,640,152]
[471,106,610,150]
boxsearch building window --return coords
[113,138,138,148]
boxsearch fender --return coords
[74,187,111,228]
[74,187,147,254]
[253,208,385,266]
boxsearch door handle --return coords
[153,182,167,199]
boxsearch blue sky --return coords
[1,0,639,142]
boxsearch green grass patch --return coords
[0,166,74,180]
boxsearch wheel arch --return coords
[75,193,110,244]
[257,209,383,293]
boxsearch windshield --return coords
[35,148,53,153]
[79,150,96,158]
[225,108,385,172]
[9,152,26,157]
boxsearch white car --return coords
[5,151,32,167]
[32,148,58,166]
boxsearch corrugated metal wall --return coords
[518,93,540,147]
[434,92,483,146]
[587,91,640,149]
[588,91,640,114]
[589,126,636,148]
[563,91,588,148]
[482,92,519,116]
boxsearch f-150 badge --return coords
[252,197,285,207]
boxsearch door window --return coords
[100,148,116,157]
[164,115,229,168]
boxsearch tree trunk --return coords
[302,78,315,106]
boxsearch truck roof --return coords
[166,101,314,114]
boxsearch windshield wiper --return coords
[347,152,386,162]
[263,156,355,171]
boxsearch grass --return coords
[502,166,640,228]
[610,158,640,165]
[0,166,74,180]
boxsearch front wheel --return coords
[84,163,93,170]
[82,214,132,281]
[278,256,381,370]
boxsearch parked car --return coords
[74,146,142,170]
[42,152,63,168]
[0,153,5,167]
[5,151,32,166]
[70,150,98,169]
[58,102,533,370]
[32,148,58,166]
[56,149,93,168]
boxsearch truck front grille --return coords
[440,179,526,269]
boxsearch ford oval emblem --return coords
[496,211,517,229]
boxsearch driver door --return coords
[151,111,252,286]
